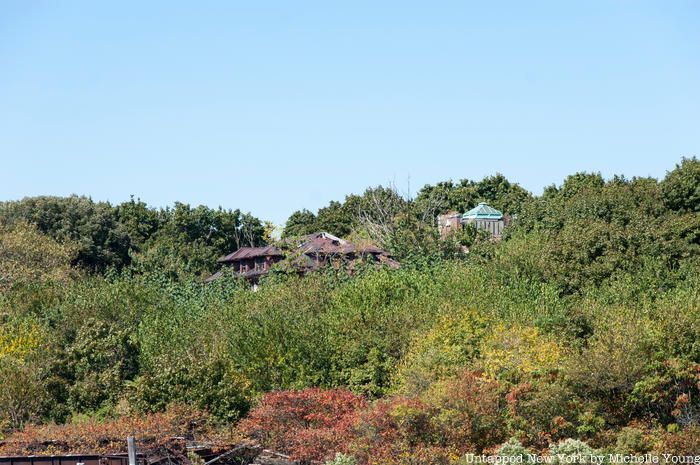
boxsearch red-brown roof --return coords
[217,245,283,263]
[209,232,398,283]
[296,232,386,256]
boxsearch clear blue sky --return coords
[1,1,698,224]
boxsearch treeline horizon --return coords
[2,159,693,276]
[1,157,699,461]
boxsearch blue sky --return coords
[1,1,698,224]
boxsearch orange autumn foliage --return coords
[0,404,229,456]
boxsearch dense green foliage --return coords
[0,196,265,275]
[283,174,533,239]
[414,173,533,216]
[283,186,410,239]
[1,158,699,458]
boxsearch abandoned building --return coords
[206,231,399,283]
[437,202,508,239]
[207,244,285,283]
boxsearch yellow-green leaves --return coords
[0,322,43,362]
[0,221,77,290]
[480,324,562,382]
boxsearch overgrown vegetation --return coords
[1,158,699,462]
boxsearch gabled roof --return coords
[209,232,399,283]
[298,231,351,255]
[461,202,503,220]
[217,232,391,266]
[218,245,284,263]
[297,232,387,256]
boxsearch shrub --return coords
[351,371,505,464]
[424,371,506,452]
[0,357,47,432]
[325,453,358,465]
[629,359,700,426]
[396,308,489,395]
[575,410,606,439]
[0,318,52,432]
[130,358,253,424]
[547,439,601,464]
[565,317,652,425]
[65,318,139,414]
[350,396,458,465]
[0,221,77,290]
[0,320,44,362]
[614,427,650,454]
[655,426,700,456]
[505,381,577,448]
[496,438,534,464]
[0,404,219,455]
[480,325,562,384]
[238,388,365,463]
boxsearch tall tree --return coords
[0,222,77,290]
[0,196,131,272]
[661,157,700,213]
[316,201,353,237]
[282,209,317,238]
[415,174,532,216]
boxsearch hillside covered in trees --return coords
[1,158,699,462]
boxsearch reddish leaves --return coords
[349,372,504,464]
[238,388,366,464]
[238,373,505,464]
[0,404,227,457]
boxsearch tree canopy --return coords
[1,157,700,459]
[0,196,266,276]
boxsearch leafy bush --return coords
[130,358,253,424]
[564,316,653,425]
[0,357,47,432]
[350,371,505,463]
[480,324,562,383]
[423,371,506,452]
[614,427,650,454]
[629,359,700,427]
[655,426,700,455]
[0,404,220,455]
[547,439,601,464]
[395,308,489,395]
[505,381,577,448]
[349,396,458,465]
[496,438,534,463]
[325,453,358,465]
[0,318,52,432]
[238,388,365,463]
[0,221,77,290]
